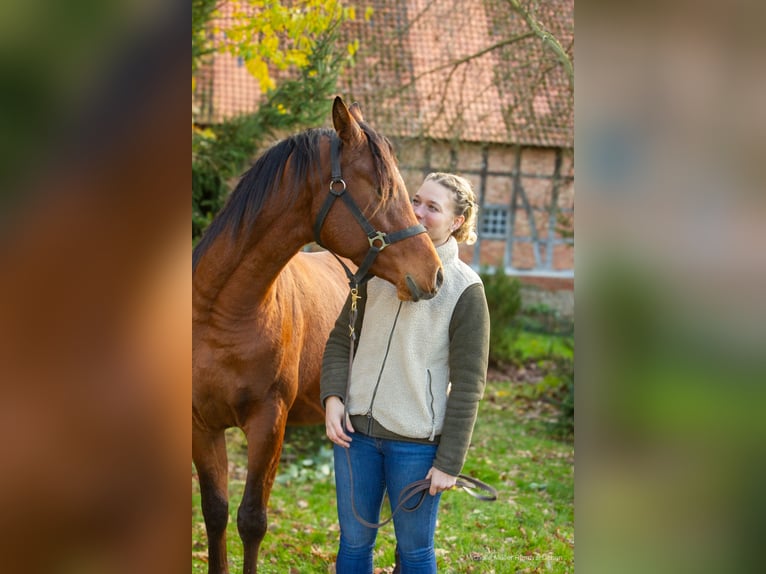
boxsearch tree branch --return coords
[505,0,574,90]
[391,31,536,96]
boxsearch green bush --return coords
[513,301,574,336]
[192,25,347,244]
[541,345,574,440]
[479,267,522,365]
[479,268,574,439]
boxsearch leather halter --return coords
[313,135,426,290]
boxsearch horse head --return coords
[314,97,443,301]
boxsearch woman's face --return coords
[411,180,464,246]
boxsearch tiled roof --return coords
[340,0,573,147]
[194,0,574,149]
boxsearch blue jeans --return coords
[333,433,442,574]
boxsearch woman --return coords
[321,172,490,573]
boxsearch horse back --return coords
[278,250,351,424]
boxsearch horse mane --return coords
[193,120,398,274]
[356,120,398,205]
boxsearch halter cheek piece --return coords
[313,136,427,290]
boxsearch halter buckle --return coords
[368,231,389,250]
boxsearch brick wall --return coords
[395,138,574,296]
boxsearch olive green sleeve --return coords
[432,283,490,476]
[319,283,367,408]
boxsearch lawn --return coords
[192,376,574,573]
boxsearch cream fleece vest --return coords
[346,237,481,439]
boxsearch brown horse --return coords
[192,97,443,574]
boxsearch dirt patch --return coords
[487,360,549,384]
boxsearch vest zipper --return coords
[427,369,436,441]
[364,301,403,429]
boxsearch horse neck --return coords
[193,200,313,323]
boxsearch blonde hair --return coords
[423,172,479,245]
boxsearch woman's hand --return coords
[325,396,354,448]
[426,467,457,496]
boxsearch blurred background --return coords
[0,0,188,572]
[577,1,766,572]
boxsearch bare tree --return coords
[343,0,573,145]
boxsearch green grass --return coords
[511,331,573,363]
[192,379,574,573]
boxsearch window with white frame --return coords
[479,205,509,239]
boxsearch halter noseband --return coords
[313,135,427,289]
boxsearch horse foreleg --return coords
[239,403,289,574]
[193,426,230,574]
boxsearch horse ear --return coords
[348,102,364,122]
[333,96,365,147]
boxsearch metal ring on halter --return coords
[329,178,347,196]
[368,230,389,250]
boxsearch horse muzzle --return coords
[405,267,443,302]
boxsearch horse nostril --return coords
[405,275,421,302]
[435,268,444,290]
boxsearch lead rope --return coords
[341,286,497,530]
